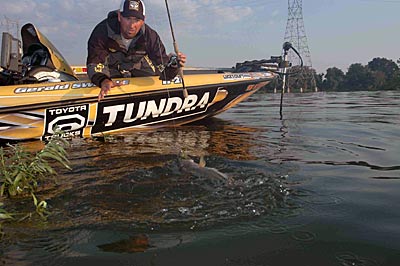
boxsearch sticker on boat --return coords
[43,104,89,140]
[91,89,217,133]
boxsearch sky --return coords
[0,0,399,74]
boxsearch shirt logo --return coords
[129,1,140,11]
[95,63,105,73]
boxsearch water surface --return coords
[1,91,399,266]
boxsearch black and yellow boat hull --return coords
[0,72,275,141]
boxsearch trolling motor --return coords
[257,42,303,75]
[234,42,303,75]
[277,42,304,119]
[235,42,304,119]
[279,42,292,119]
[233,42,304,119]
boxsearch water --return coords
[1,91,399,266]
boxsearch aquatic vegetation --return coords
[0,202,12,239]
[0,134,71,217]
[0,202,12,220]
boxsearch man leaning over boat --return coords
[86,0,187,101]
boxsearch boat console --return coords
[0,23,78,86]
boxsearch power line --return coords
[359,0,400,3]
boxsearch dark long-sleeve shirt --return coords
[86,11,178,87]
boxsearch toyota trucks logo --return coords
[43,104,89,140]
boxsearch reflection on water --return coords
[1,91,400,265]
[98,234,152,253]
[1,117,297,263]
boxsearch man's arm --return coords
[145,27,185,80]
[86,25,111,87]
[86,27,116,100]
[87,38,112,87]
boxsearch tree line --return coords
[264,57,400,92]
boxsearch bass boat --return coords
[0,23,277,142]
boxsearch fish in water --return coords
[97,234,152,253]
[178,153,232,183]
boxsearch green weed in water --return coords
[0,134,71,218]
[0,202,12,220]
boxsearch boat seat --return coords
[22,43,49,68]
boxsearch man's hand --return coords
[177,52,187,68]
[98,79,117,101]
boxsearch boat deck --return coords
[72,67,234,80]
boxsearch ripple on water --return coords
[41,155,298,232]
[336,252,379,266]
[291,230,316,242]
[0,230,82,266]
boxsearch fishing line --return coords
[157,38,182,155]
[156,19,185,159]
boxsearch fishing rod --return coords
[164,0,188,98]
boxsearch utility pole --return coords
[284,0,317,92]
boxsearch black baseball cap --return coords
[119,0,146,20]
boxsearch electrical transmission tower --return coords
[284,0,317,92]
[1,16,20,39]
